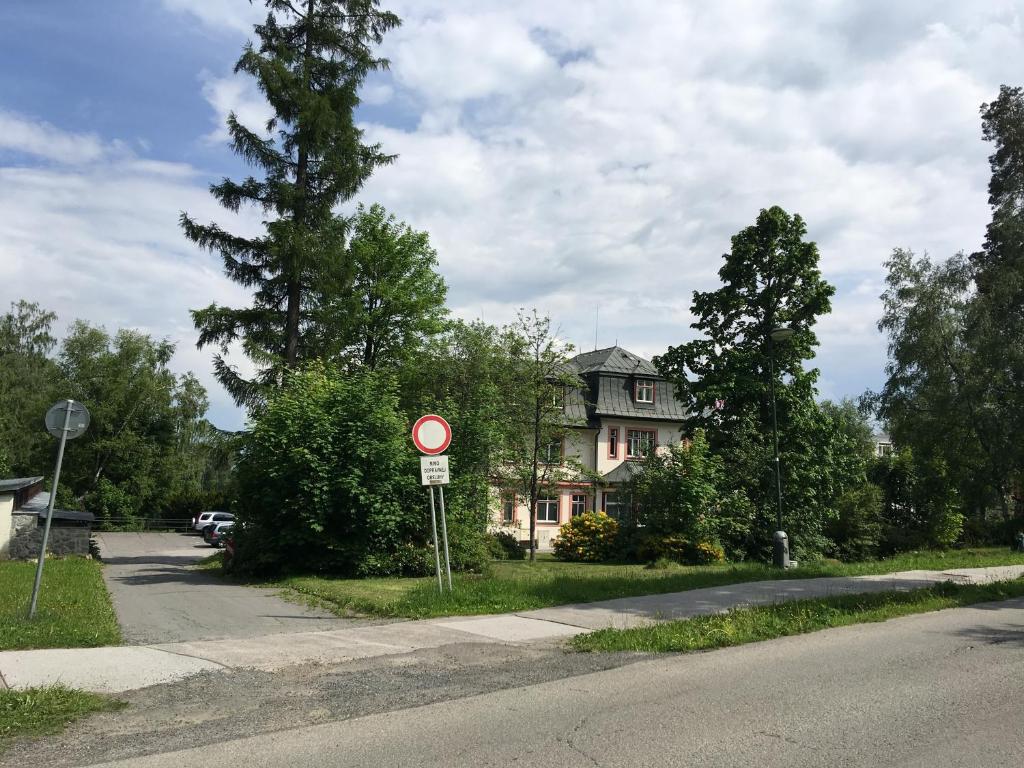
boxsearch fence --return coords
[91,517,195,533]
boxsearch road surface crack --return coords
[557,715,603,767]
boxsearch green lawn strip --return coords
[571,578,1024,653]
[0,558,121,651]
[0,686,124,751]
[272,547,1024,620]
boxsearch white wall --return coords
[0,492,13,559]
[594,420,686,475]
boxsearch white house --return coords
[494,346,688,549]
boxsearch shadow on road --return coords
[103,554,208,566]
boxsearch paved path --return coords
[3,563,1022,693]
[95,532,361,644]
[82,597,1024,767]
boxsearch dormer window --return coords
[635,379,654,403]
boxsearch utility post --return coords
[767,326,794,568]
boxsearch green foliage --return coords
[553,512,620,562]
[496,311,589,561]
[625,430,733,544]
[655,207,857,561]
[233,365,418,575]
[870,450,963,552]
[182,0,401,408]
[0,301,60,477]
[233,365,487,576]
[0,303,230,528]
[0,686,124,748]
[486,530,525,561]
[342,203,448,370]
[399,321,517,549]
[871,88,1024,523]
[625,533,726,565]
[826,483,883,561]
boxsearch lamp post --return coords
[768,324,795,568]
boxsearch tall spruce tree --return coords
[182,0,400,408]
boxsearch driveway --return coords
[95,532,366,645]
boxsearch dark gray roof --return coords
[602,461,644,484]
[0,476,43,492]
[564,346,687,424]
[18,491,94,522]
[569,346,659,376]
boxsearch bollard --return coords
[773,530,791,569]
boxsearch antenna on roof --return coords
[594,307,599,351]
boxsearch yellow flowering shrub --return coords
[552,511,619,562]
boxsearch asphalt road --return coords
[96,532,366,644]
[86,596,1024,768]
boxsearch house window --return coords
[551,387,564,408]
[603,492,625,520]
[635,379,654,403]
[877,443,893,458]
[542,439,562,464]
[571,494,588,517]
[536,498,559,523]
[626,429,656,459]
[502,495,515,523]
[608,428,619,459]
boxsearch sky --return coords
[2,1,1022,431]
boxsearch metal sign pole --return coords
[438,484,452,591]
[29,400,73,619]
[428,486,443,593]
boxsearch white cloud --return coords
[351,0,1021,400]
[0,115,260,430]
[200,72,274,144]
[0,111,107,164]
[7,0,1024,428]
[160,0,263,35]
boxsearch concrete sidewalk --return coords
[3,564,1022,693]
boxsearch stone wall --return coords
[7,512,92,559]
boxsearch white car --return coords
[192,511,234,534]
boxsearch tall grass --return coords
[276,547,1024,619]
[0,558,121,650]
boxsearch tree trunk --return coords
[284,0,317,368]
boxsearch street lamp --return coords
[768,324,795,568]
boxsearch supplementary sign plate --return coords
[420,455,450,486]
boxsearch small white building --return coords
[494,346,688,549]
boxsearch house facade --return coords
[494,346,688,549]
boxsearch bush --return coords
[486,530,525,560]
[961,516,1024,547]
[553,512,619,562]
[826,483,883,561]
[231,366,423,576]
[618,530,724,565]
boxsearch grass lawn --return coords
[571,578,1024,652]
[0,558,121,651]
[0,686,123,751]
[272,547,1024,620]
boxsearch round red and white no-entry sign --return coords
[412,414,452,455]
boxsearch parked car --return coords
[192,511,233,535]
[208,521,234,548]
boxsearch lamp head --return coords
[770,325,796,342]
